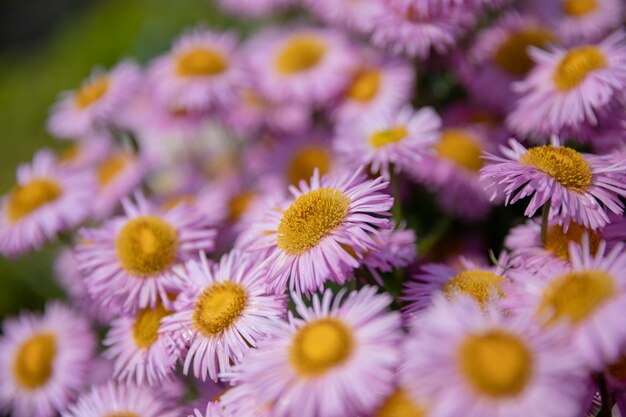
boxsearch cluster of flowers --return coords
[1,0,626,417]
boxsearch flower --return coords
[56,132,112,171]
[190,402,228,417]
[401,256,510,322]
[0,303,96,417]
[160,250,285,381]
[238,168,393,294]
[334,106,441,179]
[507,31,626,137]
[456,13,557,112]
[505,238,626,369]
[302,0,385,33]
[480,138,626,230]
[217,0,293,18]
[360,222,417,285]
[104,300,181,385]
[0,150,95,257]
[62,382,179,417]
[402,295,588,417]
[225,287,403,417]
[334,49,414,123]
[148,28,244,111]
[530,0,624,43]
[407,126,495,220]
[245,28,356,105]
[76,193,216,313]
[47,60,141,140]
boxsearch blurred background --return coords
[0,0,238,318]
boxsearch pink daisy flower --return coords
[238,168,393,294]
[505,238,626,369]
[62,382,179,417]
[333,49,415,123]
[370,384,433,417]
[160,250,285,381]
[402,295,588,417]
[104,300,181,386]
[190,402,228,417]
[370,0,479,58]
[480,138,626,230]
[401,255,511,322]
[507,30,626,137]
[224,287,403,417]
[530,0,624,43]
[220,382,274,417]
[245,28,356,105]
[456,13,558,112]
[217,0,293,17]
[47,60,141,140]
[0,303,96,417]
[76,193,216,313]
[302,0,385,33]
[360,222,417,285]
[56,132,112,171]
[0,150,96,257]
[407,126,496,220]
[148,28,244,111]
[505,214,626,266]
[334,106,441,179]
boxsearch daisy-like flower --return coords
[62,382,179,417]
[505,214,626,266]
[160,250,285,382]
[302,0,385,33]
[0,303,96,417]
[372,385,433,417]
[507,31,626,137]
[334,106,441,179]
[104,300,181,386]
[0,150,95,257]
[217,0,293,17]
[57,132,112,171]
[225,287,403,417]
[506,238,626,369]
[245,28,356,105]
[531,0,624,43]
[480,138,626,230]
[47,60,141,140]
[456,13,557,112]
[407,126,495,220]
[92,148,148,218]
[401,256,510,322]
[76,193,216,313]
[221,381,274,417]
[148,28,244,111]
[238,168,393,294]
[190,402,228,417]
[402,295,588,417]
[360,222,417,285]
[334,49,414,123]
[370,1,478,58]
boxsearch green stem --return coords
[391,172,403,222]
[540,198,551,246]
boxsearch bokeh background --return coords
[0,0,242,318]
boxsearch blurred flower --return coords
[302,0,385,33]
[360,222,417,285]
[217,0,293,18]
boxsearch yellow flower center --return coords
[458,330,533,397]
[275,35,327,75]
[193,281,247,336]
[369,126,408,149]
[552,46,607,91]
[544,222,601,260]
[562,0,598,16]
[115,216,179,277]
[97,153,131,186]
[519,146,593,192]
[608,354,626,381]
[538,270,617,326]
[6,179,62,222]
[435,129,484,172]
[289,318,354,376]
[75,75,109,109]
[176,47,229,77]
[347,69,381,102]
[277,188,349,256]
[13,333,57,390]
[228,191,255,222]
[443,270,506,307]
[132,303,172,349]
[288,146,331,185]
[493,29,556,76]
[375,388,428,417]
